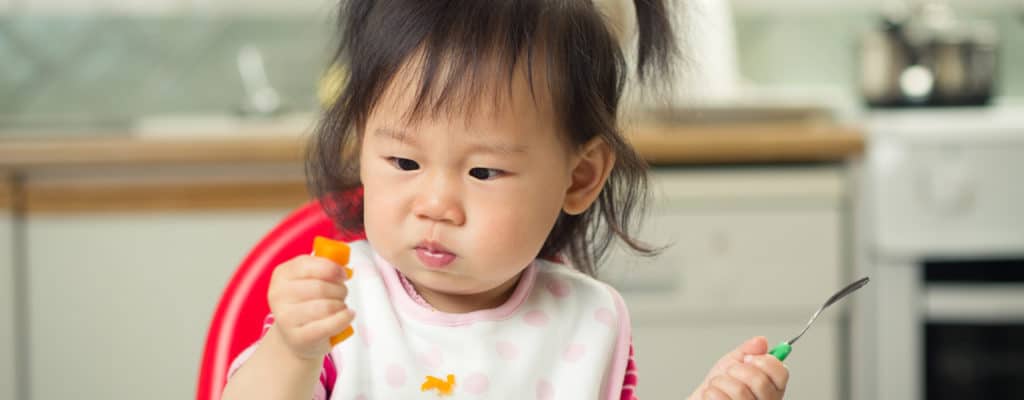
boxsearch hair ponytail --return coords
[631,0,678,81]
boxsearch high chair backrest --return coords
[197,193,365,400]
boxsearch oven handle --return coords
[925,284,1024,322]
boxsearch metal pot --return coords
[927,25,998,105]
[859,19,926,107]
[858,3,999,107]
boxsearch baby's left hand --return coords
[688,336,789,400]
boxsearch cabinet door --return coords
[0,203,17,400]
[628,317,839,400]
[604,168,845,312]
[605,167,847,400]
[26,211,287,400]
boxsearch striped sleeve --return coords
[620,340,638,399]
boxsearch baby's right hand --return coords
[266,255,356,360]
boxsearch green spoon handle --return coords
[768,342,791,361]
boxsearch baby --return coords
[223,1,789,399]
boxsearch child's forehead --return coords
[371,48,560,131]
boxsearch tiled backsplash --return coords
[0,15,333,127]
[733,10,1024,98]
[1,7,1022,128]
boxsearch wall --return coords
[1,0,1022,129]
[733,5,1024,98]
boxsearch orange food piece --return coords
[312,236,354,346]
[329,326,354,346]
[313,236,353,279]
[421,374,456,396]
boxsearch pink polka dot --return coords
[386,363,406,388]
[496,340,519,360]
[594,307,615,328]
[562,343,586,362]
[464,372,490,395]
[537,379,554,400]
[416,346,443,369]
[545,278,571,298]
[523,310,549,327]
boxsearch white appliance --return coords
[854,103,1024,400]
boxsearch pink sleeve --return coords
[226,314,337,400]
[620,340,638,400]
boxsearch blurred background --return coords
[1,0,1023,399]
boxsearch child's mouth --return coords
[415,242,456,269]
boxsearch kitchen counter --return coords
[0,121,864,213]
[0,121,864,168]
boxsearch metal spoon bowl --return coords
[769,276,870,361]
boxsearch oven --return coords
[923,259,1024,400]
[853,103,1024,400]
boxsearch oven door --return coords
[924,259,1024,400]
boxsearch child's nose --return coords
[413,176,465,226]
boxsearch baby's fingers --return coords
[292,308,356,345]
[743,354,789,392]
[274,255,345,282]
[727,362,784,400]
[288,279,349,303]
[705,374,756,400]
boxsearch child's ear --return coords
[563,137,616,215]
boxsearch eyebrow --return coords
[373,127,528,155]
[374,127,417,144]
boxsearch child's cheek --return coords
[475,203,549,266]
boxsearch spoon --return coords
[768,276,870,361]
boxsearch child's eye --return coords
[388,157,420,171]
[468,167,504,180]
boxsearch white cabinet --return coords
[24,211,288,399]
[605,166,849,400]
[631,319,839,400]
[1,192,17,400]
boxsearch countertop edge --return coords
[0,122,865,169]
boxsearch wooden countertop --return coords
[629,121,864,164]
[0,121,864,168]
[0,121,864,213]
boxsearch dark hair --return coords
[308,0,677,276]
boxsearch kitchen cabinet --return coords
[605,166,849,399]
[1,173,18,400]
[24,209,289,399]
[0,129,863,399]
[19,165,305,400]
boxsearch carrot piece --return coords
[313,236,353,279]
[312,236,354,345]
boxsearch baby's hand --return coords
[688,336,789,400]
[266,255,355,360]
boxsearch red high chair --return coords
[196,191,364,400]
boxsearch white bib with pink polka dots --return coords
[330,241,632,400]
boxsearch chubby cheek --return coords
[360,160,403,253]
[472,193,562,268]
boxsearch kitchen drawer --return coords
[604,207,842,312]
[602,167,845,311]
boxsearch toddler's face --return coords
[360,64,576,312]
